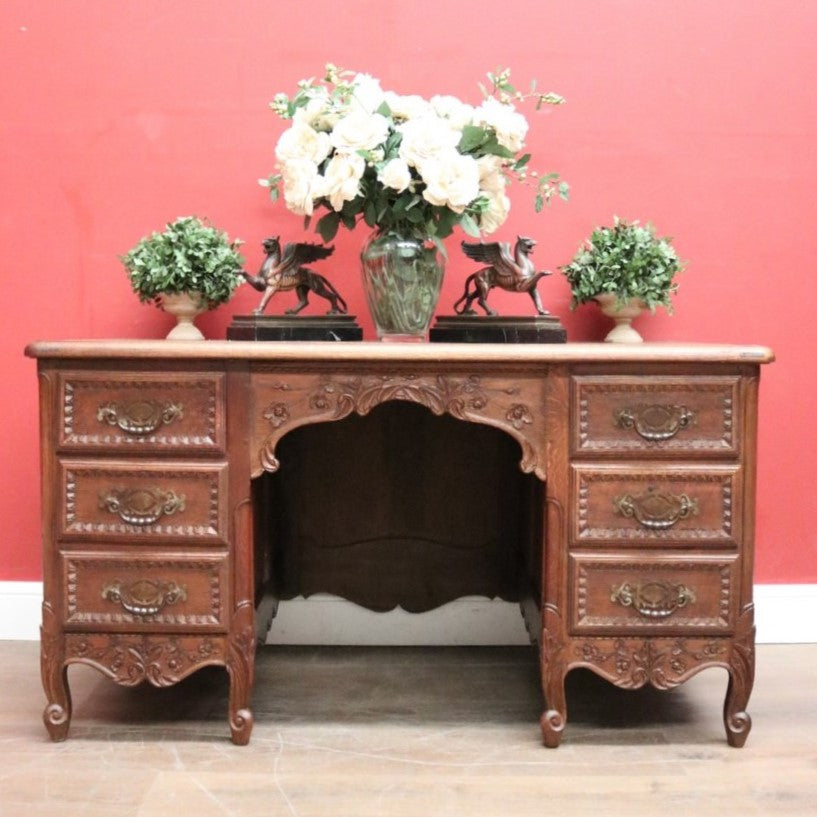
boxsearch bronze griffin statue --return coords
[454,237,553,316]
[243,237,348,315]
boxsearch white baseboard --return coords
[2,582,815,644]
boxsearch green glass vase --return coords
[360,230,445,341]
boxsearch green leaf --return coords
[406,206,424,224]
[364,200,378,228]
[316,212,341,242]
[460,213,480,237]
[458,124,488,153]
[476,133,514,159]
[435,207,458,239]
[513,153,531,170]
[431,235,448,259]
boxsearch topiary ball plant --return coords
[121,216,245,308]
[561,217,684,313]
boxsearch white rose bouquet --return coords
[262,66,568,248]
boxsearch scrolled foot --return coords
[725,709,752,748]
[230,707,254,746]
[540,709,565,748]
[43,703,70,742]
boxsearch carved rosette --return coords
[256,372,547,479]
[64,633,225,687]
[573,636,729,690]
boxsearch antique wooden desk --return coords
[25,340,773,746]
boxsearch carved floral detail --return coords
[257,372,545,479]
[573,636,729,690]
[506,403,533,430]
[65,633,224,687]
[264,402,290,427]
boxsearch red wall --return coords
[2,1,815,582]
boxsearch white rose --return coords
[419,150,480,213]
[383,91,431,121]
[330,110,390,152]
[475,97,529,153]
[323,151,365,211]
[275,120,332,164]
[398,115,461,169]
[479,191,511,234]
[350,72,385,113]
[378,158,412,193]
[293,92,334,130]
[430,95,476,129]
[280,158,325,216]
[477,154,508,194]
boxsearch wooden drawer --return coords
[61,550,229,632]
[58,460,228,544]
[571,375,741,458]
[570,553,738,635]
[57,371,225,454]
[571,464,742,548]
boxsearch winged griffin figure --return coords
[454,237,553,316]
[242,237,348,315]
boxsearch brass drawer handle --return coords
[614,490,699,530]
[614,405,695,441]
[97,400,184,436]
[99,488,186,525]
[611,580,696,618]
[101,579,187,616]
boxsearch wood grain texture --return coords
[28,341,770,746]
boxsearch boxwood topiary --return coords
[121,216,245,308]
[561,217,683,312]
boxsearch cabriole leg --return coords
[226,614,255,745]
[724,645,754,747]
[540,667,567,748]
[40,621,71,741]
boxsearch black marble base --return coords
[227,314,363,341]
[429,315,567,344]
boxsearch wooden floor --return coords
[1,641,815,816]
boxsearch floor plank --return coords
[1,642,815,816]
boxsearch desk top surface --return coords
[25,340,775,365]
